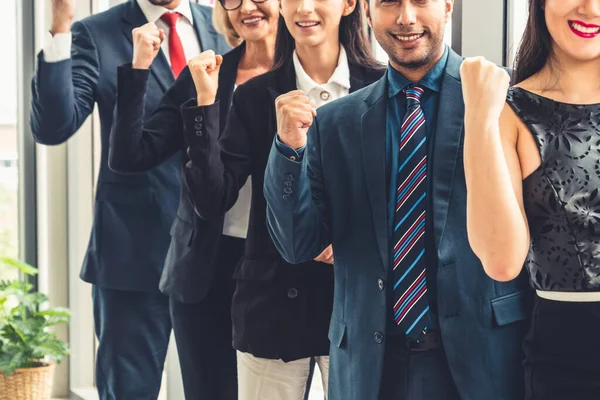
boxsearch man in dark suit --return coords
[30,0,229,398]
[264,0,531,399]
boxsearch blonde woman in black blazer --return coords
[178,0,384,397]
[109,0,279,398]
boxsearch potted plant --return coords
[0,257,70,400]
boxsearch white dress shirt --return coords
[293,46,351,108]
[43,0,202,64]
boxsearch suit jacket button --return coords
[285,174,294,181]
[373,332,384,344]
[284,187,292,194]
[196,131,203,137]
[194,115,203,123]
[283,194,291,201]
[284,181,292,188]
[377,279,385,290]
[287,288,298,299]
[194,122,203,130]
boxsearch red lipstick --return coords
[569,20,600,39]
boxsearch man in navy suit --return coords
[30,0,228,398]
[265,0,531,399]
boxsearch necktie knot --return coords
[161,12,181,27]
[404,84,425,106]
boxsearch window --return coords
[507,0,529,66]
[0,0,19,281]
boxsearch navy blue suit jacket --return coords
[30,0,229,292]
[264,49,532,400]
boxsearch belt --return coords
[388,330,443,352]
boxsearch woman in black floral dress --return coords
[460,0,600,399]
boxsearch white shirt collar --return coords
[136,0,194,25]
[293,46,351,93]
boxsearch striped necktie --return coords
[391,84,429,340]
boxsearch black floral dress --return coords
[506,87,600,400]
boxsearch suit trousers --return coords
[92,285,172,400]
[237,351,329,400]
[169,235,244,400]
[378,335,460,400]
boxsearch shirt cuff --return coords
[43,31,72,62]
[275,136,305,162]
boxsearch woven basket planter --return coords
[0,362,55,400]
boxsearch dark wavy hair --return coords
[272,0,382,70]
[513,0,554,84]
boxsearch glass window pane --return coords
[0,0,19,281]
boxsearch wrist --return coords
[197,94,216,107]
[50,21,72,35]
[279,135,306,150]
[132,59,151,70]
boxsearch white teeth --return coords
[297,22,319,27]
[572,22,600,34]
[395,33,423,42]
[243,17,263,24]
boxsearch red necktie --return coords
[160,12,186,78]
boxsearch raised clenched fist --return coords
[188,50,223,106]
[275,90,317,150]
[460,56,511,121]
[132,23,164,70]
[51,0,75,34]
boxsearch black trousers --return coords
[379,335,460,400]
[524,295,600,400]
[93,285,172,400]
[170,235,244,400]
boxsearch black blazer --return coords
[109,44,245,303]
[30,0,230,292]
[180,58,385,361]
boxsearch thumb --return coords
[158,29,165,43]
[215,54,224,66]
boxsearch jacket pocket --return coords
[328,318,347,348]
[491,290,530,327]
[232,257,279,281]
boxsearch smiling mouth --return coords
[569,20,600,37]
[242,16,265,24]
[296,21,320,28]
[393,32,426,42]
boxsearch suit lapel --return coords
[216,44,244,131]
[121,0,174,92]
[361,77,389,271]
[431,50,464,248]
[191,4,217,52]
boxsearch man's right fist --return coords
[275,91,316,150]
[132,23,165,70]
[51,0,75,34]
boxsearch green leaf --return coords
[0,258,38,276]
[33,339,69,360]
[37,308,71,318]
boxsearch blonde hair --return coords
[212,1,243,48]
